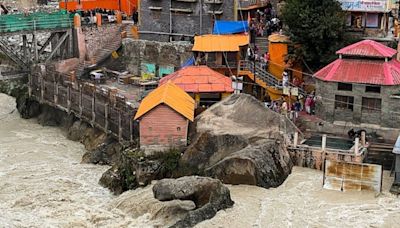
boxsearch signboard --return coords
[232,76,243,91]
[338,0,388,12]
[323,160,382,193]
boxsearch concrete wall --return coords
[121,39,193,77]
[315,80,400,129]
[139,104,188,152]
[139,0,236,42]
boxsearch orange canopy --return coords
[192,34,249,52]
[134,81,195,121]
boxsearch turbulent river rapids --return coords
[1,93,399,227]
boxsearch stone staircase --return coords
[255,36,269,55]
[91,36,122,64]
[0,39,28,69]
[75,29,123,79]
[365,143,395,170]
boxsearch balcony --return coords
[170,8,193,13]
[204,0,223,3]
[207,10,223,15]
[148,6,163,11]
[175,0,197,2]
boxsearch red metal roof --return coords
[314,59,400,86]
[336,40,397,58]
[159,66,234,93]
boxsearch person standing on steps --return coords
[132,8,139,25]
[305,95,312,114]
[282,71,289,87]
[281,100,288,117]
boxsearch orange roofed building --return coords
[192,34,249,76]
[134,81,195,153]
[159,66,233,107]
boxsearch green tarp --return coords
[0,10,73,33]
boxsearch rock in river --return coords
[181,94,295,188]
[153,176,234,228]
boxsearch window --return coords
[335,95,354,111]
[365,86,381,93]
[366,13,379,28]
[362,97,381,112]
[177,127,181,132]
[337,83,353,91]
[149,127,152,131]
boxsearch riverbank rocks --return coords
[110,184,196,227]
[100,149,183,194]
[37,104,75,127]
[16,95,41,119]
[181,94,295,188]
[153,176,234,227]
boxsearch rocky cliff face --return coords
[0,78,39,119]
[181,94,295,188]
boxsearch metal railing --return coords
[206,61,238,69]
[0,11,73,33]
[239,60,280,86]
[0,39,27,67]
[239,60,307,96]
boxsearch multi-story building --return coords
[139,0,237,42]
[237,0,280,18]
[337,0,392,38]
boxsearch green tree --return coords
[281,0,348,70]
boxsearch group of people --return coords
[249,2,282,43]
[246,45,270,69]
[266,92,316,121]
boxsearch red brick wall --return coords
[139,104,188,149]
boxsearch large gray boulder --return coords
[181,94,295,188]
[153,176,234,228]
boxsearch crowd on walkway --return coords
[249,2,282,43]
[266,93,316,121]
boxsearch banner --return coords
[338,0,388,12]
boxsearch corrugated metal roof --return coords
[192,34,249,52]
[314,59,400,85]
[134,81,195,121]
[336,40,397,58]
[159,66,234,93]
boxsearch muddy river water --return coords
[1,93,399,227]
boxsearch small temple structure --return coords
[134,81,195,153]
[314,40,400,127]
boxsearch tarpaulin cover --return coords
[213,20,248,35]
[181,56,195,68]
